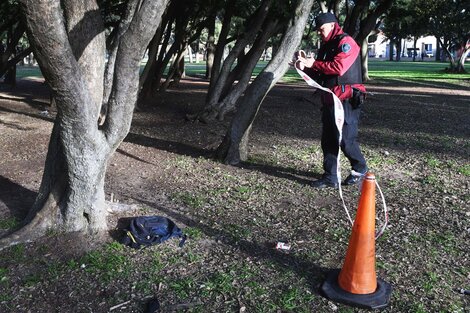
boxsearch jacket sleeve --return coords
[310,36,360,76]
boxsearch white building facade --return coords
[368,33,438,59]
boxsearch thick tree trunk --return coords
[216,0,314,164]
[0,0,169,251]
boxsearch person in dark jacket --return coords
[297,12,368,188]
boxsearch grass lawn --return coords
[14,59,470,83]
[1,57,469,313]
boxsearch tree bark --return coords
[0,0,169,251]
[457,47,469,73]
[342,0,393,79]
[216,0,314,164]
[435,38,441,62]
[0,21,31,80]
[201,0,273,120]
[208,0,236,87]
[202,19,278,122]
[360,38,369,81]
[205,15,216,79]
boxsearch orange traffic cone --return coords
[321,172,392,309]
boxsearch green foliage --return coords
[184,226,204,240]
[0,217,18,230]
[202,271,235,296]
[277,287,314,312]
[422,271,438,292]
[457,164,470,176]
[224,223,251,242]
[79,242,130,282]
[0,267,8,284]
[169,277,195,298]
[9,244,25,262]
[24,273,41,287]
[171,191,206,209]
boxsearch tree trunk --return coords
[139,2,176,100]
[0,0,169,251]
[396,39,401,61]
[216,0,314,164]
[207,0,236,89]
[343,0,393,78]
[203,0,273,117]
[436,36,457,71]
[436,38,441,62]
[161,42,188,90]
[205,16,216,79]
[457,47,469,73]
[360,37,369,81]
[139,23,165,91]
[0,46,33,78]
[4,65,16,86]
[207,19,278,121]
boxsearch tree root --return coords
[0,199,139,251]
[106,201,140,214]
[0,199,56,251]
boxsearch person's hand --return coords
[297,55,315,68]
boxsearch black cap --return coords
[315,12,337,29]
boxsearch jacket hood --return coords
[324,22,344,42]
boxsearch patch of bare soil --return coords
[0,76,469,312]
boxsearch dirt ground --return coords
[0,74,469,312]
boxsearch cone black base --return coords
[321,269,392,310]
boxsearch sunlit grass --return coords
[15,58,470,84]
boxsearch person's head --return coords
[315,12,338,41]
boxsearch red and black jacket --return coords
[305,23,366,100]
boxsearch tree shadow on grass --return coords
[114,198,330,296]
[124,132,212,159]
[123,132,321,186]
[236,161,319,186]
[0,176,36,221]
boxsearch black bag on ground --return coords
[121,216,186,249]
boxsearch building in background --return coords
[368,33,438,60]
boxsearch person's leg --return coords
[312,100,340,188]
[340,100,368,184]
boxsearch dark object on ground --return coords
[144,298,160,313]
[311,178,339,189]
[321,269,392,309]
[121,216,186,249]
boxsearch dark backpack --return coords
[121,216,186,249]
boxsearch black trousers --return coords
[321,98,367,182]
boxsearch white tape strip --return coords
[294,54,352,225]
[294,53,389,237]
